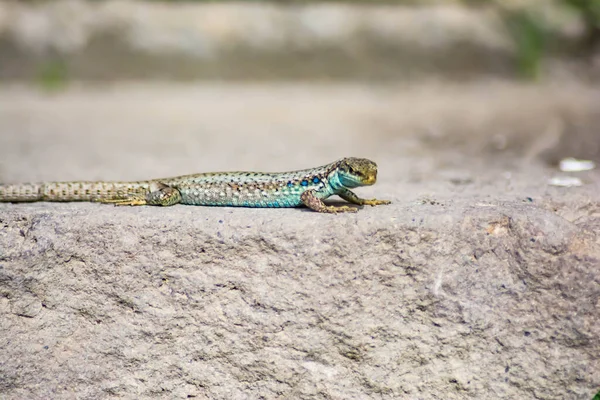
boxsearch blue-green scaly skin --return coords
[0,158,390,212]
[170,166,335,207]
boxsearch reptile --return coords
[0,157,390,213]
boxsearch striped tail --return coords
[0,182,44,202]
[0,181,151,203]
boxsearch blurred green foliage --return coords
[36,60,68,91]
[500,0,599,79]
[563,0,600,46]
[503,8,548,80]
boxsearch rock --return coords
[0,82,598,399]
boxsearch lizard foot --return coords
[362,199,391,206]
[97,198,147,206]
[113,199,147,206]
[321,205,359,213]
[337,189,390,207]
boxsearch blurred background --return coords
[0,0,598,185]
[2,0,600,82]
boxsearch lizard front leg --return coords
[300,189,358,213]
[338,188,391,207]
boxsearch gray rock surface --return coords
[0,82,599,399]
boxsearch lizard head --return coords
[334,157,379,188]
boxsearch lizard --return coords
[0,157,390,213]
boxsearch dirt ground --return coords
[0,82,599,399]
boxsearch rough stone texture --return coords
[0,0,594,80]
[0,82,599,399]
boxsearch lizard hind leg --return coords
[143,182,182,206]
[100,182,182,207]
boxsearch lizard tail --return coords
[0,182,44,202]
[0,181,151,203]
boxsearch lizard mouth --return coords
[363,174,377,185]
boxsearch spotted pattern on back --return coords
[165,164,335,207]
